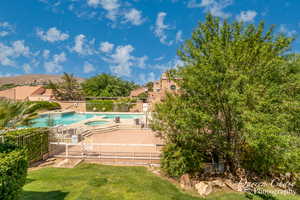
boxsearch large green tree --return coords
[151,14,300,178]
[82,73,138,97]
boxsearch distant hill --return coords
[0,74,85,86]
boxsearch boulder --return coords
[211,179,226,188]
[224,179,241,191]
[195,182,213,196]
[180,174,192,189]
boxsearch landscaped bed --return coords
[21,163,299,200]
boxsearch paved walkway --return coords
[51,129,164,156]
[83,129,164,153]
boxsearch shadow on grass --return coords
[21,190,68,200]
[245,192,278,200]
[25,178,35,185]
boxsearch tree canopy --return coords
[82,74,138,97]
[151,14,300,178]
[48,72,83,101]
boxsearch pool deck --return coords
[48,112,162,165]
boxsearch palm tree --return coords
[0,99,37,130]
[48,72,83,101]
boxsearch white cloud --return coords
[102,44,147,77]
[236,10,257,22]
[138,72,157,84]
[0,21,14,37]
[0,40,30,66]
[23,64,32,73]
[109,45,134,76]
[154,56,165,61]
[72,34,95,55]
[100,41,114,53]
[150,57,184,72]
[12,41,30,56]
[83,62,96,73]
[188,0,214,7]
[154,12,173,46]
[279,24,297,37]
[43,49,50,59]
[44,52,66,73]
[187,0,233,19]
[136,55,148,68]
[175,30,183,43]
[123,8,144,25]
[87,0,120,21]
[37,27,69,42]
[85,0,144,27]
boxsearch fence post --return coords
[40,135,43,159]
[66,144,68,157]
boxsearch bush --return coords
[86,98,136,112]
[295,178,300,194]
[0,143,28,200]
[161,144,203,178]
[25,101,61,114]
[241,134,300,176]
[2,128,49,162]
[86,100,114,112]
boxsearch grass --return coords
[21,163,300,200]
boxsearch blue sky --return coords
[0,0,300,83]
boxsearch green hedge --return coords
[25,101,61,114]
[2,128,49,162]
[86,100,114,112]
[86,99,136,112]
[0,143,28,200]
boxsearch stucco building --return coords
[148,72,180,105]
[0,86,54,101]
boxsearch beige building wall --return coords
[0,89,15,100]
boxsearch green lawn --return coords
[21,163,299,200]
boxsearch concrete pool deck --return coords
[50,129,164,166]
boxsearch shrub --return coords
[2,128,49,162]
[86,99,136,112]
[0,143,28,200]
[241,134,300,176]
[86,100,114,112]
[137,92,148,100]
[295,178,300,194]
[115,97,136,112]
[161,144,203,178]
[25,101,61,114]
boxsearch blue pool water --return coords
[24,113,143,128]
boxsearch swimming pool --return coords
[24,113,143,128]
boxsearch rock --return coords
[39,161,55,167]
[195,182,213,196]
[224,179,241,191]
[46,157,56,162]
[180,174,192,189]
[211,179,226,188]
